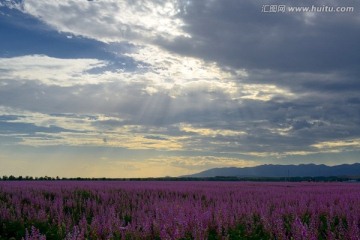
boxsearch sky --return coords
[0,0,359,178]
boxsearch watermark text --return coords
[261,5,354,13]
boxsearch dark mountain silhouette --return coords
[185,163,360,178]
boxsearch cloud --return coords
[0,55,108,86]
[17,129,186,150]
[179,123,247,137]
[20,0,189,43]
[122,44,242,97]
[1,69,359,158]
[1,0,360,174]
[0,106,186,150]
[166,0,360,73]
[0,107,102,132]
[311,138,360,151]
[12,0,360,75]
[0,0,23,9]
[0,49,241,96]
[239,84,295,101]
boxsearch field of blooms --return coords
[0,181,360,240]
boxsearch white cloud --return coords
[124,45,240,97]
[0,0,23,9]
[3,112,97,132]
[21,0,189,43]
[180,123,247,137]
[0,47,244,99]
[1,0,297,101]
[239,84,295,101]
[17,0,295,102]
[0,55,109,86]
[268,126,293,136]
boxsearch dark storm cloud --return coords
[157,0,360,152]
[164,0,360,73]
[243,69,360,96]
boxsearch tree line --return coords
[1,175,359,182]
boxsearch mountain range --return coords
[185,163,360,178]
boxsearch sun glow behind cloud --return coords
[311,139,360,151]
[21,0,190,42]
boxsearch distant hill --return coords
[184,163,360,178]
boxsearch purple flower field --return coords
[0,181,360,240]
